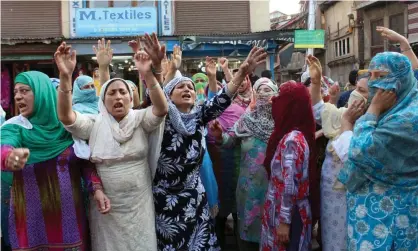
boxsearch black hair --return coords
[348,70,359,85]
[261,70,272,79]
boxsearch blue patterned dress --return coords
[338,52,418,250]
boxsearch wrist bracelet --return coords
[58,88,72,93]
[149,83,161,90]
[151,66,163,75]
[401,47,412,53]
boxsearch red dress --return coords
[260,130,312,251]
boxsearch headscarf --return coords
[233,78,278,142]
[72,75,99,114]
[0,105,5,125]
[50,78,60,89]
[264,81,319,220]
[192,73,209,104]
[321,70,368,140]
[88,78,134,161]
[1,71,73,164]
[233,75,253,109]
[164,76,202,136]
[339,52,418,192]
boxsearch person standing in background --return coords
[92,67,101,96]
[337,70,358,108]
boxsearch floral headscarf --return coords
[233,78,278,142]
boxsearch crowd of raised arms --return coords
[1,26,418,251]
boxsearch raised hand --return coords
[93,38,113,67]
[343,99,366,125]
[168,45,182,72]
[134,51,153,75]
[306,55,322,85]
[205,57,217,77]
[128,37,141,53]
[141,33,166,67]
[218,57,229,70]
[242,47,267,74]
[377,26,407,44]
[54,42,76,77]
[6,148,30,171]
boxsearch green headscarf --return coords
[1,71,73,164]
[192,73,208,104]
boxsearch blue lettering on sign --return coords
[75,7,157,37]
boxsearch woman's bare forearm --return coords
[144,72,168,117]
[99,65,110,86]
[57,74,76,125]
[222,67,233,82]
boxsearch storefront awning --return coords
[67,39,179,55]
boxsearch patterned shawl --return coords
[233,79,278,142]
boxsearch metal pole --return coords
[307,0,315,56]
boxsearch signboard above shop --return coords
[74,7,157,38]
[294,30,325,49]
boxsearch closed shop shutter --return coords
[1,1,61,39]
[175,1,250,35]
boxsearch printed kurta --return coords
[153,87,231,251]
[313,101,347,251]
[260,131,312,251]
[0,146,102,251]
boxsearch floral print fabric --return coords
[153,87,232,251]
[260,130,312,251]
[234,136,269,243]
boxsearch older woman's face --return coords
[14,83,34,118]
[80,82,95,90]
[104,80,132,121]
[356,78,369,100]
[257,84,274,95]
[170,80,196,112]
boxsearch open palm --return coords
[134,51,152,75]
[93,38,113,67]
[142,33,166,66]
[54,42,76,76]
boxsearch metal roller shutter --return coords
[174,1,250,35]
[1,1,62,39]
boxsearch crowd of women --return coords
[1,26,417,251]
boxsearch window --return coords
[390,13,405,36]
[334,37,351,58]
[371,19,384,57]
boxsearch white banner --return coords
[69,0,83,38]
[160,0,173,36]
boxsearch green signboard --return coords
[294,30,325,49]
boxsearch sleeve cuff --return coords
[312,100,325,125]
[331,130,353,162]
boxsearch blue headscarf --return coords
[72,75,99,114]
[338,52,418,192]
[50,78,60,89]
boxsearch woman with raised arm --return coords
[209,77,278,251]
[0,71,106,251]
[55,40,167,251]
[153,46,267,250]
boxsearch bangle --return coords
[152,66,163,75]
[58,88,72,93]
[149,83,161,90]
[401,47,412,53]
[229,80,241,88]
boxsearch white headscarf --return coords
[164,76,203,136]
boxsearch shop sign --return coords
[294,30,325,49]
[160,0,173,36]
[69,0,83,38]
[74,7,157,37]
